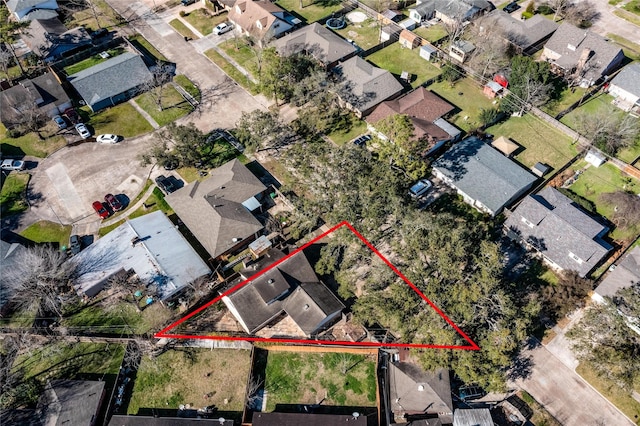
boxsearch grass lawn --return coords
[413,24,447,44]
[333,17,382,50]
[606,33,640,61]
[9,342,123,407]
[20,221,72,248]
[219,39,259,78]
[487,114,577,169]
[99,219,125,237]
[64,47,126,75]
[177,167,200,183]
[174,74,201,102]
[170,19,199,40]
[135,85,193,127]
[541,86,587,117]
[275,0,343,23]
[576,362,640,422]
[62,301,172,335]
[0,173,30,215]
[367,43,442,89]
[127,348,251,415]
[614,9,640,27]
[0,64,22,81]
[204,48,258,94]
[567,160,640,241]
[183,8,228,36]
[0,124,67,158]
[326,114,368,145]
[623,0,640,16]
[84,102,153,138]
[70,0,121,31]
[519,391,562,426]
[128,35,168,62]
[128,188,174,219]
[617,143,640,165]
[428,77,495,131]
[264,351,377,410]
[560,93,617,130]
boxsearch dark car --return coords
[93,201,109,219]
[69,234,82,255]
[155,175,176,194]
[503,1,520,13]
[181,0,196,5]
[353,134,372,147]
[104,193,123,211]
[64,108,81,124]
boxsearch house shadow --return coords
[245,160,282,189]
[273,403,377,424]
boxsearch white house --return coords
[608,62,640,113]
[6,0,59,21]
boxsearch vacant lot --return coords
[264,351,377,411]
[128,349,251,415]
[487,114,577,169]
[428,77,496,131]
[367,43,442,89]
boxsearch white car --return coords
[1,159,25,171]
[213,22,233,35]
[409,179,433,198]
[96,134,120,144]
[75,123,91,139]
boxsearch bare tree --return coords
[600,191,640,231]
[547,0,570,20]
[564,1,599,28]
[443,18,465,54]
[3,91,48,138]
[58,0,107,29]
[140,61,175,111]
[0,48,13,77]
[468,18,510,78]
[573,106,640,154]
[3,245,78,318]
[245,376,264,410]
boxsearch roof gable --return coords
[389,363,453,418]
[483,10,558,49]
[610,63,640,97]
[273,22,356,66]
[229,0,286,39]
[595,246,640,298]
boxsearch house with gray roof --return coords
[541,22,624,87]
[0,71,71,129]
[253,412,369,426]
[222,248,344,336]
[165,159,267,260]
[68,52,153,112]
[409,0,491,25]
[608,62,640,113]
[504,187,612,277]
[389,362,453,424]
[0,237,27,314]
[37,380,105,426]
[432,137,537,217]
[593,246,640,302]
[6,0,58,21]
[453,408,493,426]
[480,10,558,55]
[333,56,404,118]
[72,210,211,299]
[22,18,92,62]
[273,22,357,69]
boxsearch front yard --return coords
[0,124,67,158]
[218,38,260,79]
[487,114,577,170]
[428,77,495,131]
[366,43,442,89]
[20,221,72,248]
[183,8,229,36]
[0,173,30,215]
[275,0,343,23]
[263,350,377,411]
[134,85,194,127]
[83,101,153,137]
[326,114,368,146]
[127,348,251,417]
[204,48,258,94]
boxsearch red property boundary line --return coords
[155,221,480,351]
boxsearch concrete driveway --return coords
[509,338,634,426]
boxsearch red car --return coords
[104,193,122,211]
[93,201,109,219]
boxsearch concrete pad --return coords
[45,163,85,219]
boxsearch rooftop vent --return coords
[268,279,274,284]
[303,304,310,310]
[417,385,425,391]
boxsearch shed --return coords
[483,81,504,98]
[531,162,551,177]
[382,9,403,22]
[381,24,401,42]
[494,73,508,88]
[449,40,475,63]
[585,149,606,167]
[420,43,438,60]
[399,18,418,30]
[491,136,518,157]
[399,29,421,49]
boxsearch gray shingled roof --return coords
[432,137,537,215]
[252,412,368,426]
[109,416,234,426]
[543,23,623,81]
[389,363,453,422]
[334,56,403,114]
[165,159,266,259]
[594,246,640,298]
[273,22,356,66]
[284,282,344,335]
[23,18,92,60]
[38,380,105,426]
[504,187,611,277]
[610,62,640,98]
[453,409,493,426]
[484,10,558,50]
[68,52,153,109]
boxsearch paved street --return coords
[588,0,640,45]
[509,338,634,426]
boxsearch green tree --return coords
[235,109,295,153]
[503,55,553,115]
[478,107,500,127]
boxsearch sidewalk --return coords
[129,99,160,129]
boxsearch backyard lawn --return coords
[135,85,193,126]
[0,173,30,215]
[20,221,72,248]
[428,77,495,131]
[70,0,121,31]
[63,47,126,75]
[541,85,587,117]
[567,160,640,241]
[127,348,251,417]
[333,17,381,50]
[275,0,343,23]
[219,39,260,78]
[367,43,442,89]
[183,8,229,36]
[1,124,67,158]
[413,24,447,44]
[264,351,377,411]
[617,143,640,165]
[83,102,153,137]
[326,114,368,145]
[62,301,173,335]
[560,93,617,130]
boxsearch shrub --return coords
[179,10,187,17]
[521,11,534,19]
[557,188,597,214]
[525,0,535,14]
[537,4,554,14]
